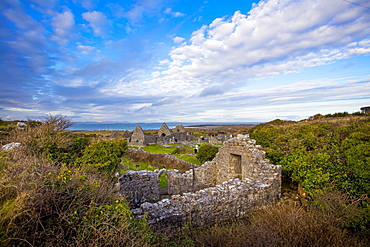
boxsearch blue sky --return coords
[1,0,370,123]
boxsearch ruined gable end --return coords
[158,123,172,137]
[173,124,186,133]
[109,131,122,139]
[122,130,132,138]
[129,125,146,146]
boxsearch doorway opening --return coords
[159,172,169,199]
[230,153,242,177]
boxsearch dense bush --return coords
[0,161,157,246]
[196,144,219,164]
[250,117,370,198]
[249,116,370,237]
[76,140,127,173]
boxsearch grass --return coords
[140,143,181,154]
[120,157,157,172]
[172,154,200,165]
[73,130,113,137]
[130,143,201,165]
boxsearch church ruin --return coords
[118,135,281,231]
[111,123,195,147]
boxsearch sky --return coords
[1,0,370,123]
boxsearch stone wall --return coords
[118,135,281,231]
[136,178,278,231]
[119,170,160,208]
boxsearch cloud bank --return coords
[148,0,370,96]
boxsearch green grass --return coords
[141,144,179,154]
[159,173,168,187]
[120,157,156,172]
[137,144,201,165]
[74,130,113,137]
[172,154,200,165]
[119,158,168,188]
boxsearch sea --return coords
[67,122,259,131]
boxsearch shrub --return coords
[6,115,79,164]
[196,144,218,164]
[250,117,370,198]
[76,140,127,173]
[249,117,370,239]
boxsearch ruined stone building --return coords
[118,135,281,231]
[110,123,195,147]
[158,123,172,137]
[129,125,147,146]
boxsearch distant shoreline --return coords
[68,122,260,131]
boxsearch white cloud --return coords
[75,0,95,10]
[173,36,185,43]
[51,10,75,44]
[3,8,44,31]
[77,45,95,55]
[145,0,370,96]
[82,11,110,37]
[124,4,145,23]
[159,59,170,65]
[164,8,186,18]
[152,71,161,77]
[148,76,370,122]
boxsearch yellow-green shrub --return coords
[76,140,127,173]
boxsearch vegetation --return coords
[249,115,370,237]
[191,191,364,247]
[0,116,162,246]
[196,144,219,164]
[76,140,127,173]
[0,114,368,246]
[308,111,369,120]
[133,143,201,165]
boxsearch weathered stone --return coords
[118,135,281,231]
[158,123,172,137]
[1,142,22,150]
[173,124,186,133]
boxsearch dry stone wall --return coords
[118,135,281,231]
[137,178,276,231]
